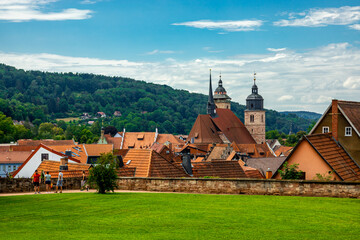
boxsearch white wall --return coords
[16,147,78,178]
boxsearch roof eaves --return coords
[304,135,344,181]
[309,103,331,135]
[338,105,360,137]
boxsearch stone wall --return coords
[117,177,360,198]
[0,178,82,193]
[1,177,359,198]
[244,110,266,144]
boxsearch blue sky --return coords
[1,0,360,113]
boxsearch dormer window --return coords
[345,127,352,136]
[322,126,329,133]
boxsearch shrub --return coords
[278,162,304,180]
[87,153,118,194]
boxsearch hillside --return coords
[281,111,321,121]
[0,64,313,134]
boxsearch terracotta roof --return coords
[238,160,264,179]
[10,145,41,151]
[188,115,223,144]
[84,144,113,156]
[305,133,360,181]
[12,144,81,177]
[37,160,90,173]
[231,143,273,158]
[123,149,188,178]
[45,170,90,179]
[338,100,360,136]
[246,157,287,177]
[274,146,293,157]
[50,145,88,164]
[205,145,232,161]
[117,167,136,177]
[0,151,32,164]
[212,109,256,144]
[104,135,122,149]
[122,132,156,149]
[192,160,247,178]
[0,146,11,151]
[156,134,184,145]
[17,139,75,146]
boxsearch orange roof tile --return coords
[84,144,113,156]
[192,160,247,178]
[50,145,88,164]
[305,133,360,181]
[338,100,360,135]
[17,139,75,146]
[123,149,188,178]
[0,151,32,164]
[37,160,90,173]
[238,160,264,179]
[274,146,293,157]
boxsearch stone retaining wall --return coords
[117,177,360,198]
[1,177,359,198]
[0,178,82,193]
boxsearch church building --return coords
[244,73,266,144]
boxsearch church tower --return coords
[244,73,265,144]
[214,73,231,109]
[207,69,217,118]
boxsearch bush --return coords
[87,153,118,194]
[278,162,304,180]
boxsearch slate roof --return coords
[238,160,264,179]
[245,157,287,176]
[192,160,247,178]
[123,149,188,178]
[0,151,32,164]
[304,133,360,181]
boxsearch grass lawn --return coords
[0,193,359,240]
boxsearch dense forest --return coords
[0,64,316,143]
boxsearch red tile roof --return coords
[192,160,247,178]
[0,151,32,164]
[17,139,75,146]
[36,160,91,179]
[305,133,360,181]
[123,149,188,178]
[238,160,264,179]
[274,146,293,157]
[212,109,256,144]
[231,143,273,158]
[188,115,223,144]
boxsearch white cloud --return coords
[145,49,176,55]
[278,95,294,101]
[1,42,360,113]
[172,20,263,32]
[274,6,360,27]
[203,47,223,53]
[343,76,360,89]
[349,24,360,30]
[0,0,92,22]
[267,48,286,52]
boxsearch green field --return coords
[0,193,359,239]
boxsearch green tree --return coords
[278,162,304,180]
[87,153,118,194]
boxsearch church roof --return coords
[188,109,256,145]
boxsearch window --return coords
[261,115,264,123]
[13,165,16,171]
[250,115,254,123]
[41,153,49,161]
[322,126,329,133]
[345,127,352,136]
[8,165,11,171]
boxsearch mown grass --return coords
[0,193,359,240]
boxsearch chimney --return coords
[65,150,72,158]
[266,168,272,179]
[181,154,193,176]
[332,99,339,141]
[60,156,68,171]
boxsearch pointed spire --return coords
[207,69,217,117]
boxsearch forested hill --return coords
[281,111,321,120]
[0,64,313,134]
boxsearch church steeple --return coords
[207,69,217,118]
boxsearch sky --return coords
[1,0,360,113]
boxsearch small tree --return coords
[87,152,118,194]
[278,162,304,180]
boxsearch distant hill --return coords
[0,63,314,134]
[281,111,321,121]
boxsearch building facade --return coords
[244,74,266,144]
